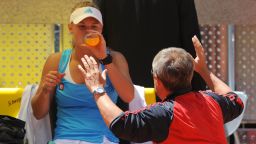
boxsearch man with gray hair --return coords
[78,36,244,143]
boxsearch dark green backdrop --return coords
[96,0,206,90]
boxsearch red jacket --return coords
[110,90,244,143]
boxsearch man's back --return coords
[109,90,242,143]
[163,91,227,144]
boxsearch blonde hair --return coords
[71,1,100,13]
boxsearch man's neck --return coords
[163,87,192,101]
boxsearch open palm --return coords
[192,36,208,73]
[78,55,106,93]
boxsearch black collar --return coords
[163,87,192,101]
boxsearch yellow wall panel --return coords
[0,24,54,88]
[61,24,73,50]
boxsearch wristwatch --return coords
[93,87,106,96]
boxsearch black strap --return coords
[99,54,112,65]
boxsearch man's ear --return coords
[153,76,163,91]
[155,77,171,98]
[155,78,164,89]
[154,77,160,87]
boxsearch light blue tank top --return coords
[54,49,119,143]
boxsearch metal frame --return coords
[228,24,235,90]
[54,24,61,52]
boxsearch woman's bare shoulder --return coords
[110,50,125,60]
[109,49,128,67]
[43,52,63,70]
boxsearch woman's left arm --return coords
[86,33,134,103]
[104,50,134,103]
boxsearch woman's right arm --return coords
[31,53,64,119]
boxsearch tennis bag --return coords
[0,115,25,144]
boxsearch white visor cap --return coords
[70,7,103,25]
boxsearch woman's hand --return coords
[78,55,107,93]
[42,71,65,93]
